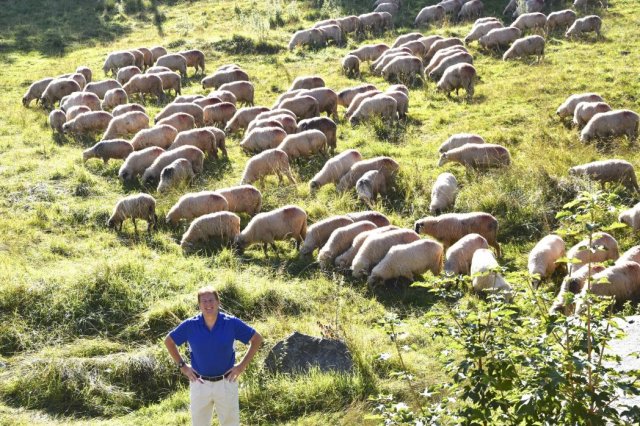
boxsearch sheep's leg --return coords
[276,171,284,185]
[262,243,269,257]
[285,168,296,185]
[133,218,138,234]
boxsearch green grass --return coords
[1,0,640,424]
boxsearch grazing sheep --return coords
[513,0,544,18]
[300,87,339,119]
[415,212,500,255]
[382,56,424,83]
[123,74,164,102]
[572,102,612,128]
[40,78,82,108]
[430,172,458,214]
[415,5,445,27]
[425,46,468,75]
[170,128,218,158]
[337,157,400,192]
[425,37,464,62]
[180,212,241,252]
[255,109,297,122]
[103,111,149,140]
[103,51,136,75]
[218,81,254,106]
[116,66,142,85]
[155,53,188,78]
[277,130,327,160]
[503,0,517,16]
[374,2,399,15]
[438,143,510,169]
[350,44,390,62]
[224,107,270,134]
[83,139,133,164]
[146,66,172,74]
[107,193,157,233]
[619,202,640,231]
[347,210,391,227]
[479,27,522,49]
[356,170,386,206]
[234,205,307,255]
[351,228,421,278]
[240,127,288,154]
[118,146,165,181]
[511,12,547,33]
[156,71,182,96]
[418,35,444,52]
[569,159,639,192]
[136,47,153,69]
[556,93,605,118]
[156,113,196,133]
[318,220,378,267]
[201,126,228,157]
[22,77,55,107]
[296,117,336,151]
[112,103,146,117]
[141,145,204,186]
[503,35,545,61]
[384,90,409,119]
[157,158,195,193]
[203,102,237,127]
[101,88,128,111]
[345,90,381,120]
[193,97,222,110]
[350,94,398,125]
[471,249,513,299]
[465,21,504,44]
[247,116,294,135]
[369,239,444,286]
[337,84,378,107]
[60,92,101,112]
[444,233,489,275]
[399,40,427,57]
[76,66,92,84]
[566,15,602,38]
[150,47,168,63]
[546,10,576,33]
[127,49,145,70]
[240,148,296,186]
[216,185,262,216]
[437,63,476,99]
[439,133,485,153]
[337,15,361,33]
[358,12,384,33]
[62,111,113,137]
[310,149,363,190]
[617,245,640,265]
[372,52,414,76]
[391,33,422,49]
[439,0,463,15]
[566,232,619,274]
[580,110,639,143]
[84,79,122,99]
[428,51,474,80]
[178,49,206,75]
[458,0,484,21]
[387,84,409,96]
[69,73,87,89]
[335,226,397,270]
[288,28,325,50]
[300,215,355,256]
[279,95,319,120]
[528,234,566,286]
[209,90,238,105]
[65,105,91,121]
[318,24,343,46]
[48,109,66,133]
[290,76,325,91]
[154,103,204,127]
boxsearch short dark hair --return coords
[197,286,220,303]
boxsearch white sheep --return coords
[215,185,262,216]
[337,84,378,107]
[381,56,424,84]
[368,239,444,286]
[349,94,398,125]
[299,215,354,256]
[618,202,640,232]
[318,220,378,267]
[569,159,639,192]
[203,102,237,127]
[123,74,164,102]
[566,15,602,39]
[425,37,464,62]
[107,193,157,233]
[224,106,270,134]
[66,105,91,121]
[437,63,476,99]
[155,53,188,78]
[60,92,101,112]
[479,27,522,49]
[528,234,566,286]
[458,0,484,22]
[425,46,468,75]
[385,90,409,119]
[288,28,325,50]
[103,51,136,75]
[279,95,319,120]
[154,103,204,127]
[234,205,307,255]
[572,101,612,128]
[157,158,195,193]
[48,109,66,133]
[428,51,474,81]
[334,226,397,270]
[101,88,128,111]
[464,21,503,44]
[349,44,390,62]
[337,156,400,192]
[179,49,206,75]
[503,35,545,61]
[170,128,218,158]
[546,10,576,33]
[141,145,204,186]
[156,71,182,96]
[511,12,546,33]
[156,113,195,133]
[218,81,254,106]
[418,35,444,52]
[513,0,544,18]
[438,143,511,169]
[438,133,485,153]
[347,211,391,227]
[84,79,122,99]
[415,212,500,256]
[430,172,458,214]
[249,114,297,135]
[566,232,619,274]
[131,125,177,150]
[180,212,241,252]
[356,170,387,206]
[23,77,54,107]
[391,33,422,49]
[351,228,421,278]
[116,66,142,85]
[62,111,113,137]
[345,90,381,119]
[580,110,639,143]
[342,55,361,78]
[414,5,445,26]
[310,149,363,190]
[112,103,146,117]
[150,46,168,62]
[290,76,325,91]
[240,127,288,154]
[298,87,339,119]
[40,78,81,108]
[103,111,149,140]
[556,93,605,118]
[372,52,413,76]
[83,139,133,164]
[277,130,327,160]
[240,148,296,186]
[471,248,513,300]
[318,24,343,46]
[617,245,640,265]
[118,146,165,182]
[444,233,489,275]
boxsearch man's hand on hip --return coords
[181,364,204,383]
[225,363,246,382]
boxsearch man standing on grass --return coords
[165,286,263,426]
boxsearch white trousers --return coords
[190,379,240,426]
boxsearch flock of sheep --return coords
[19,0,640,316]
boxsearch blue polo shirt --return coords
[169,312,256,377]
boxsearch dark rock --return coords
[264,331,353,375]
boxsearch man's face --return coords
[198,292,219,315]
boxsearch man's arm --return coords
[225,331,263,382]
[164,334,203,383]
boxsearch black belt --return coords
[195,372,230,382]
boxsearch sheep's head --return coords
[106,215,119,229]
[437,153,449,167]
[232,235,247,253]
[619,211,631,227]
[414,217,434,234]
[21,95,29,107]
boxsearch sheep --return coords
[424,37,464,62]
[254,109,297,122]
[556,93,605,118]
[349,44,390,62]
[101,88,128,111]
[569,159,639,192]
[318,24,344,46]
[418,35,444,52]
[580,110,639,143]
[528,234,566,286]
[318,220,378,267]
[146,66,172,74]
[425,46,468,75]
[368,239,444,286]
[414,5,445,27]
[511,12,547,34]
[178,49,206,75]
[503,35,545,61]
[203,102,237,127]
[430,172,458,214]
[392,33,423,49]
[399,40,428,57]
[247,116,295,135]
[180,212,241,252]
[345,90,381,119]
[62,111,113,137]
[156,71,182,96]
[337,84,377,107]
[300,216,355,256]
[428,51,474,81]
[155,53,188,78]
[193,96,222,110]
[546,10,577,33]
[299,88,339,119]
[374,2,399,15]
[382,56,424,83]
[141,145,204,186]
[202,126,228,157]
[156,113,196,133]
[355,170,387,206]
[464,21,504,44]
[384,90,409,119]
[116,66,142,85]
[118,146,165,182]
[566,15,602,39]
[617,246,640,265]
[65,105,91,121]
[107,193,157,233]
[170,128,218,158]
[83,139,133,164]
[60,92,101,112]
[437,63,477,99]
[479,27,522,49]
[337,15,361,33]
[224,107,270,134]
[102,51,136,75]
[372,52,414,76]
[619,202,640,231]
[136,47,153,69]
[215,185,262,216]
[127,49,145,70]
[439,0,463,15]
[358,12,384,34]
[240,148,296,186]
[279,96,319,120]
[40,78,81,108]
[150,46,168,62]
[22,77,55,107]
[75,66,92,84]
[289,76,325,93]
[218,81,254,106]
[48,109,66,133]
[234,205,307,255]
[314,18,340,29]
[471,249,513,299]
[123,74,164,102]
[337,157,400,192]
[112,103,146,118]
[277,130,327,160]
[444,233,489,275]
[335,226,398,270]
[513,0,544,18]
[310,149,363,190]
[439,133,485,154]
[503,0,517,16]
[102,111,149,140]
[351,229,421,278]
[458,0,484,21]
[350,95,398,125]
[288,28,325,50]
[387,84,409,96]
[415,212,500,256]
[240,127,288,154]
[66,73,86,90]
[154,103,204,127]
[84,79,122,99]
[438,143,510,170]
[346,210,391,227]
[566,232,619,274]
[157,158,195,193]
[572,102,612,128]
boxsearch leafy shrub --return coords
[211,35,281,55]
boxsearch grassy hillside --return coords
[1,0,640,424]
